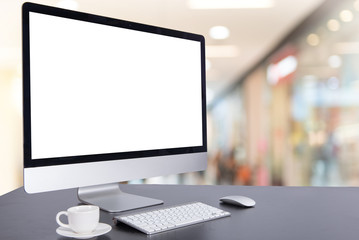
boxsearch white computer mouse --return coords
[220,195,256,207]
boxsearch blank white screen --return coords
[29,12,203,159]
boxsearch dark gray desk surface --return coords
[1,184,359,240]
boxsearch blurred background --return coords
[3,0,359,195]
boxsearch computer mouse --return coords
[220,195,256,207]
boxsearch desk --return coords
[1,184,359,240]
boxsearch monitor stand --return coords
[77,183,163,212]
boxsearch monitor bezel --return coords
[22,2,207,169]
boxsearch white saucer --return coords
[56,222,112,239]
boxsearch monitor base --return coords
[77,183,163,213]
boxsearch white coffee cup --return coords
[56,205,99,234]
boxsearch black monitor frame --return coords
[22,2,207,169]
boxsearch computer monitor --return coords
[22,2,207,212]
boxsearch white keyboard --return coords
[114,202,231,234]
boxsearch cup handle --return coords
[56,211,70,229]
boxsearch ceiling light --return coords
[306,33,320,46]
[56,0,79,10]
[327,19,340,32]
[328,55,342,68]
[209,26,230,40]
[188,0,274,9]
[206,45,239,58]
[339,10,353,22]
